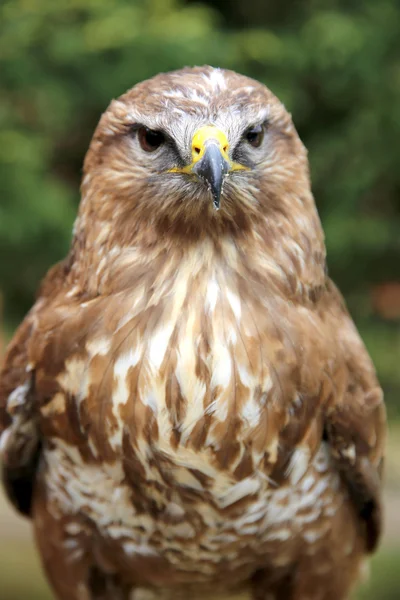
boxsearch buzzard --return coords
[0,67,386,600]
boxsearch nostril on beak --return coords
[194,146,201,155]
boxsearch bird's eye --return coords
[244,124,264,148]
[138,126,165,152]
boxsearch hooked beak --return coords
[193,141,229,210]
[168,125,248,210]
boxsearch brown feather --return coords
[0,66,386,600]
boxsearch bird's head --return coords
[80,66,320,246]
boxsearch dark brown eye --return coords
[244,124,264,148]
[138,126,165,152]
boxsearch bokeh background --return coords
[1,0,399,598]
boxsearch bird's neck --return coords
[71,214,326,305]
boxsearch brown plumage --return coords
[0,67,386,600]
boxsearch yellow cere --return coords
[191,125,230,162]
[169,125,248,174]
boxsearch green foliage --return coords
[356,549,400,600]
[0,0,399,410]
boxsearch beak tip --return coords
[213,199,220,211]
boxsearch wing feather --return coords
[0,259,70,516]
[323,280,386,552]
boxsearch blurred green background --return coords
[0,0,399,598]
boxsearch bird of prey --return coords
[0,67,386,600]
